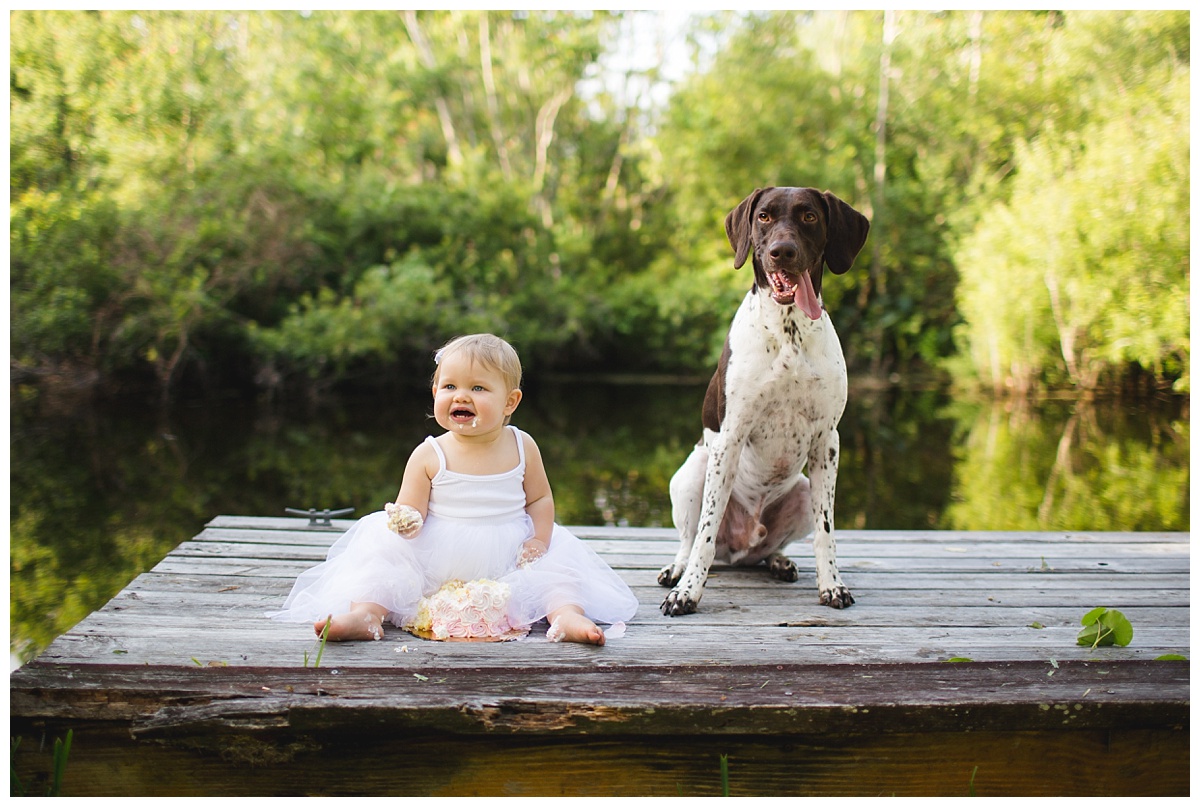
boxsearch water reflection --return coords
[942,395,1190,531]
[9,382,1188,664]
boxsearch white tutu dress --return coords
[268,425,639,633]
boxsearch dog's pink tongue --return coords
[794,270,823,320]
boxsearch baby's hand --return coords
[517,538,547,568]
[384,503,423,537]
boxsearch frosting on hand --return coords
[384,503,423,537]
[517,538,547,567]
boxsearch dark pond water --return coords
[10,380,1189,666]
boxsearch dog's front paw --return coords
[819,586,855,609]
[657,563,682,587]
[660,587,699,616]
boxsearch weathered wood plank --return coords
[121,567,1192,591]
[108,576,1192,617]
[93,589,1191,627]
[33,625,1188,672]
[203,516,1190,545]
[56,609,1193,646]
[567,526,1190,544]
[11,661,1186,733]
[153,545,1190,576]
[191,525,1191,552]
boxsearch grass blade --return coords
[49,729,72,796]
[313,616,332,668]
[10,736,27,797]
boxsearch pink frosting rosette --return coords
[437,613,465,640]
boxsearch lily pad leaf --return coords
[1076,607,1133,649]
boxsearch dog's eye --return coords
[757,212,771,222]
[803,212,818,223]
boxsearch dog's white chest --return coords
[725,297,847,433]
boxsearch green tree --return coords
[10,10,1189,395]
[954,11,1189,392]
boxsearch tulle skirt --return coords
[267,510,638,630]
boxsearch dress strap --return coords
[508,425,526,467]
[424,435,447,473]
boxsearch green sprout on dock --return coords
[1077,607,1133,649]
[304,616,332,668]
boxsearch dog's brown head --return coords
[724,187,870,320]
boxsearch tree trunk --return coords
[478,14,514,181]
[532,87,572,229]
[868,10,898,378]
[402,11,464,168]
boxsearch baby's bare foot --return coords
[314,610,384,642]
[547,611,605,646]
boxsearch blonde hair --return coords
[433,333,523,392]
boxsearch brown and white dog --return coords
[659,187,870,615]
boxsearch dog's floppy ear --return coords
[725,187,771,269]
[821,191,871,274]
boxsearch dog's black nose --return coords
[768,240,798,262]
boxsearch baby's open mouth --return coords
[450,408,481,429]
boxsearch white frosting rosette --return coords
[404,579,526,641]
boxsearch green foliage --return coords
[9,10,646,394]
[9,10,1189,395]
[598,262,746,372]
[250,256,454,383]
[1077,607,1133,649]
[953,10,1189,393]
[10,188,122,366]
[10,729,72,797]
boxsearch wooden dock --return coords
[10,517,1190,796]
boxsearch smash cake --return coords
[404,578,527,641]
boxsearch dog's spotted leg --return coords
[662,434,740,616]
[661,444,707,587]
[809,428,853,608]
